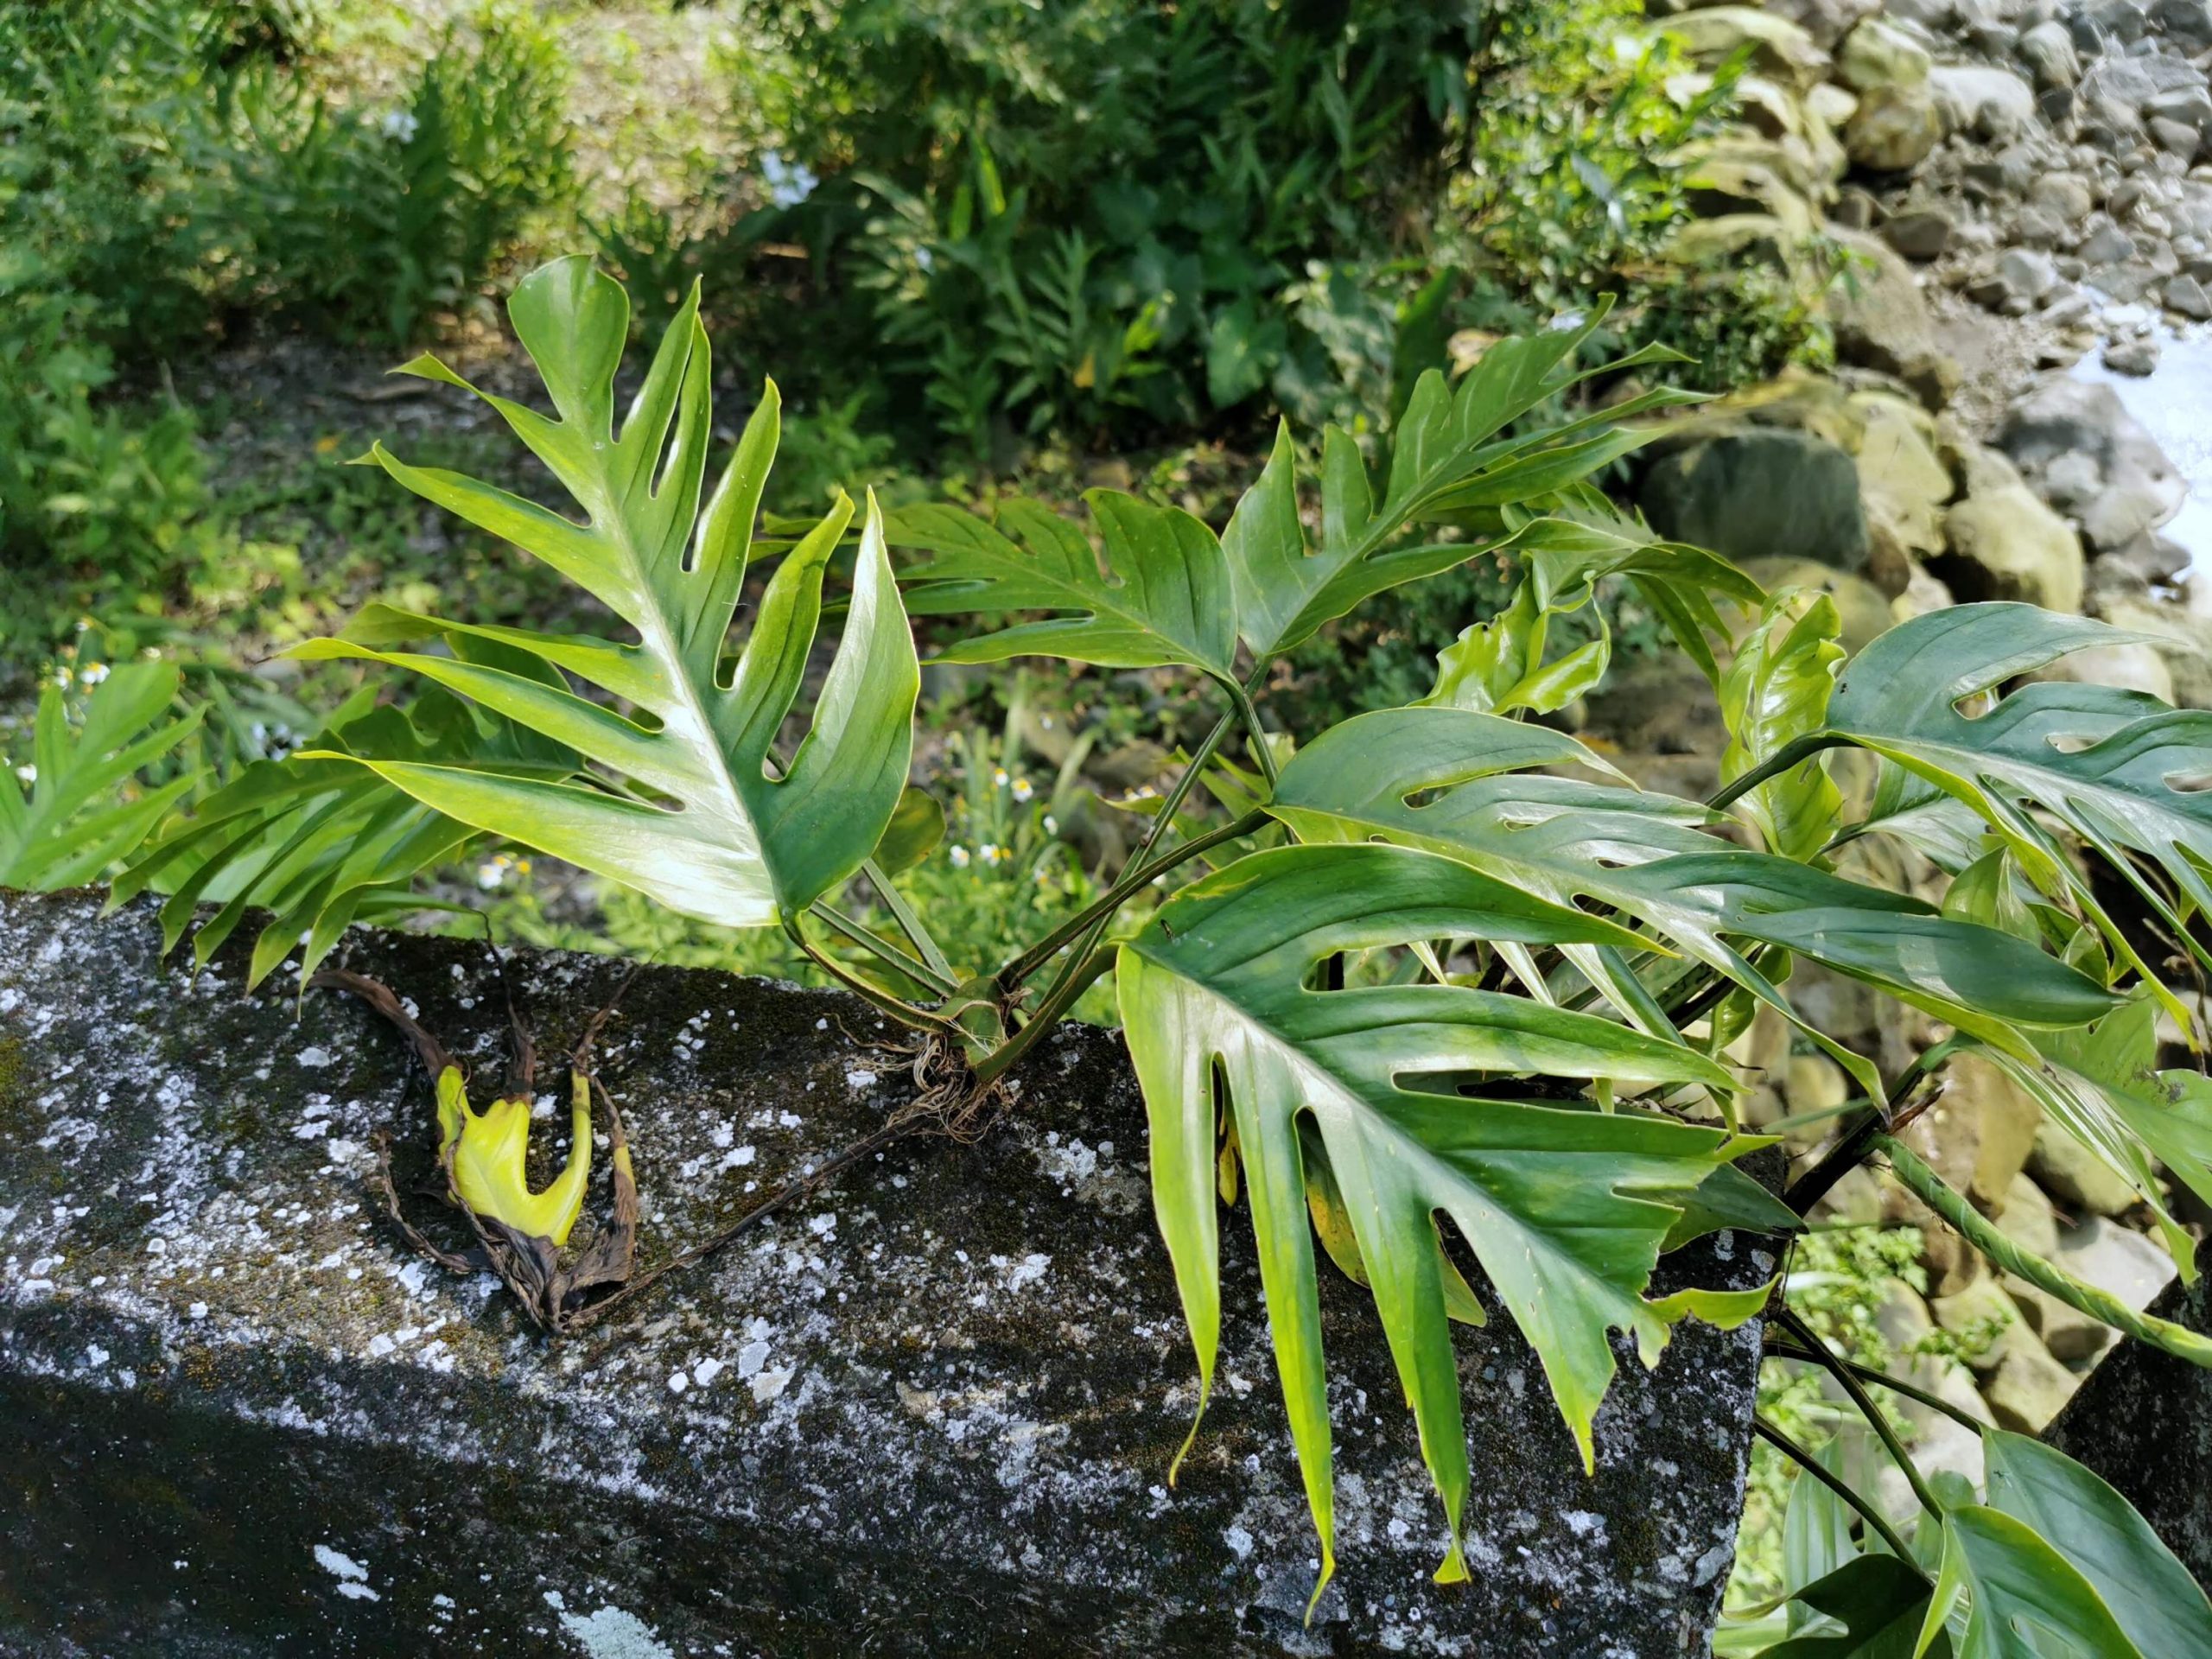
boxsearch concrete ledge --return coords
[0,890,1768,1656]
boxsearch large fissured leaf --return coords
[290,257,918,927]
[1268,708,2120,1099]
[1118,841,1765,1596]
[889,493,1237,681]
[1830,603,2212,1011]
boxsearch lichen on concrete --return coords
[0,889,1767,1656]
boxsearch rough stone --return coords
[2169,273,2212,318]
[1883,207,1955,259]
[1981,1327,2083,1433]
[2152,0,2212,54]
[1638,429,1872,572]
[1929,64,2039,142]
[1767,0,1883,50]
[0,891,1775,1657]
[1933,1276,2022,1372]
[1936,481,2086,612]
[2017,19,2081,92]
[2026,1122,2145,1217]
[1825,227,1960,406]
[1847,84,1947,171]
[1853,391,1954,557]
[2047,1240,2212,1578]
[1662,8,1833,92]
[1996,375,2187,555]
[1839,17,1931,92]
[2101,333,2161,375]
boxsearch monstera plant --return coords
[41,257,2212,1642]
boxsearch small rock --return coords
[1637,429,1870,572]
[2152,0,2212,55]
[2017,19,2081,92]
[2055,1215,2177,1313]
[2152,117,2206,162]
[1883,207,1954,260]
[1847,84,1944,172]
[2027,1122,2143,1218]
[2080,222,2139,267]
[1838,17,1929,93]
[1929,64,2038,143]
[2031,171,2095,226]
[2101,334,2161,375]
[1982,1329,2084,1433]
[1995,1173,2061,1260]
[1934,1277,2021,1372]
[2167,274,2212,319]
[1938,483,2085,613]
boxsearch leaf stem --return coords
[810,898,957,995]
[1223,677,1280,787]
[971,947,1117,1085]
[1879,1132,2212,1370]
[1707,731,1842,813]
[995,809,1268,989]
[1773,1306,1942,1522]
[1751,1415,1921,1566]
[1763,1337,1988,1434]
[781,916,961,1039]
[861,855,956,984]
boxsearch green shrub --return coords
[0,0,573,354]
[1453,0,1827,391]
[737,0,1481,454]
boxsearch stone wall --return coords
[0,891,1772,1657]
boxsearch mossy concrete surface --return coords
[0,889,1769,1656]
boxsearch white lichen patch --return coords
[312,1544,379,1601]
[556,1603,675,1659]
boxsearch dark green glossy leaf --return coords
[1982,1430,2212,1657]
[1765,1555,1945,1658]
[1830,603,2211,1012]
[1120,840,1762,1596]
[1920,1505,2142,1657]
[1269,708,2120,1099]
[889,491,1237,679]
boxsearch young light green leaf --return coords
[889,492,1237,680]
[1,662,200,892]
[300,257,919,927]
[1722,591,1846,861]
[1982,1430,2212,1657]
[1119,840,1756,1596]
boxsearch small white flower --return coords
[13,764,35,785]
[948,845,971,868]
[979,842,1003,865]
[1042,814,1058,836]
[760,150,818,208]
[993,768,1010,789]
[53,668,71,689]
[379,109,419,143]
[1011,778,1033,802]
[474,860,505,892]
[79,662,109,684]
